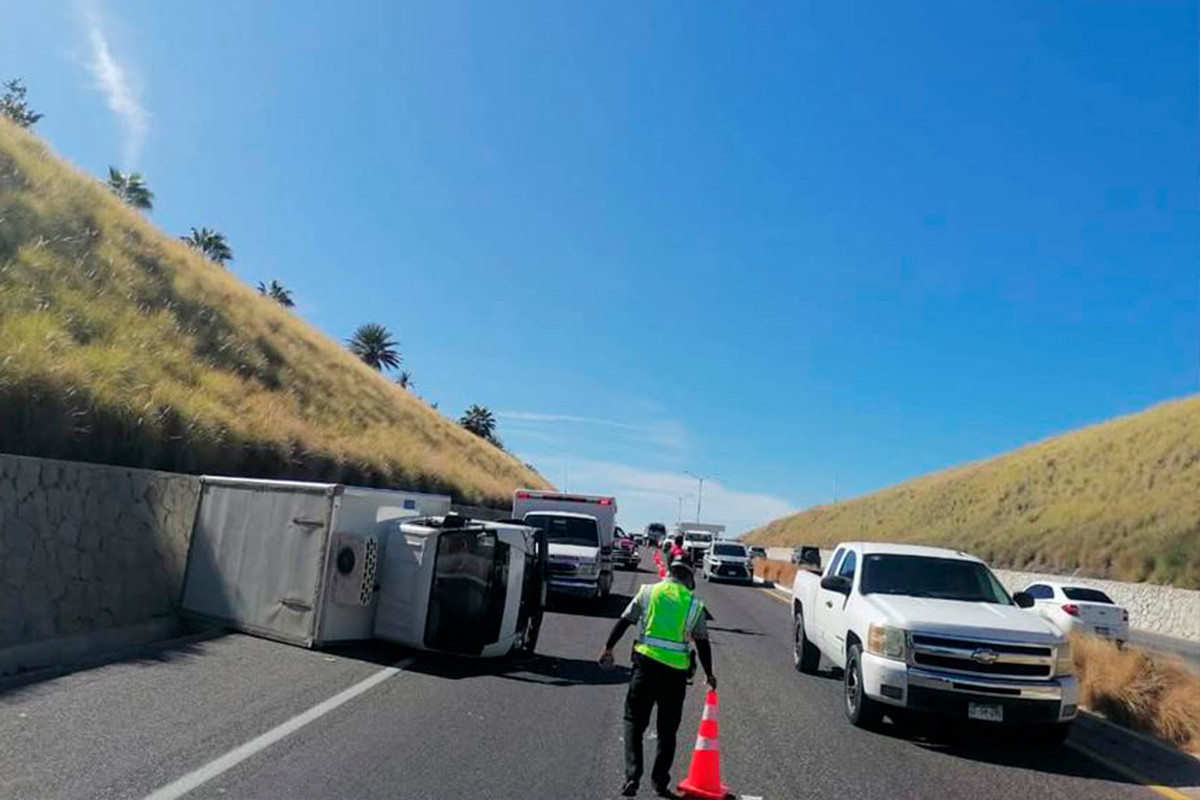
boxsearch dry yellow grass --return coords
[0,117,551,505]
[1072,634,1200,753]
[746,395,1200,588]
[752,558,800,587]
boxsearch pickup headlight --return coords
[1055,640,1074,676]
[577,560,599,576]
[867,623,907,661]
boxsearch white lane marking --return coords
[142,657,415,800]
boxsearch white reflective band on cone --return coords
[702,704,718,722]
[694,736,719,751]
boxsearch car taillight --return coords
[516,491,531,499]
[598,498,613,506]
[1062,603,1080,617]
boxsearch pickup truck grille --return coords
[908,633,1056,680]
[548,562,577,575]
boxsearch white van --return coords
[513,490,617,600]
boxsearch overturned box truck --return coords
[181,477,547,657]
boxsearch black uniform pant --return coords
[624,651,689,787]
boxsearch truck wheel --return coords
[844,644,883,729]
[793,610,820,674]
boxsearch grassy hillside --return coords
[0,118,550,504]
[747,395,1200,589]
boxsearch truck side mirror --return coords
[1013,591,1035,608]
[820,575,851,595]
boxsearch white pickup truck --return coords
[790,542,1078,744]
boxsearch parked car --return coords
[1021,582,1129,645]
[703,542,753,583]
[748,546,767,560]
[791,542,1078,744]
[614,536,640,569]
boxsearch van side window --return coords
[1026,584,1053,599]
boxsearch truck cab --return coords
[513,490,617,600]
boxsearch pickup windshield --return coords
[860,554,1012,604]
[713,543,746,557]
[523,513,599,547]
[685,533,713,543]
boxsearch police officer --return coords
[600,557,716,798]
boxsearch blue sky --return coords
[4,1,1196,533]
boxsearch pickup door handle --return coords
[825,601,833,608]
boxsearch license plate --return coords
[968,702,1004,722]
[1094,626,1110,637]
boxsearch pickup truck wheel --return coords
[844,645,883,729]
[792,611,820,674]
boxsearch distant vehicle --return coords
[682,530,714,563]
[791,542,1078,744]
[513,490,617,601]
[703,541,753,583]
[614,535,640,569]
[645,522,668,545]
[1021,582,1129,645]
[791,546,822,570]
[748,546,767,560]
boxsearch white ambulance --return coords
[512,489,617,601]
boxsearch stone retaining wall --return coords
[0,453,201,674]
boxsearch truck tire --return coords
[792,609,820,674]
[844,644,884,729]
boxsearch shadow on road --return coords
[0,625,228,701]
[404,651,632,688]
[870,713,1200,791]
[546,591,632,620]
[708,625,765,637]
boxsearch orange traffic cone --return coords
[677,690,733,800]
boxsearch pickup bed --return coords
[791,542,1078,743]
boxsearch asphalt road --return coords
[0,554,1187,800]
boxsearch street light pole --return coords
[684,471,713,522]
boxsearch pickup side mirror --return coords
[1013,591,1035,609]
[820,574,852,595]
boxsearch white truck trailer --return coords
[181,477,546,656]
[512,489,617,600]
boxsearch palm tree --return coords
[180,227,233,265]
[106,167,154,211]
[347,323,401,371]
[394,370,413,389]
[459,404,497,441]
[1,78,42,128]
[256,279,295,307]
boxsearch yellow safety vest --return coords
[633,580,704,670]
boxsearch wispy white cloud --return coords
[79,0,149,167]
[523,455,794,536]
[498,410,690,453]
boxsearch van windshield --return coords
[860,554,1012,605]
[685,533,713,543]
[523,514,599,547]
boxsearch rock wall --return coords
[0,453,201,674]
[993,568,1200,643]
